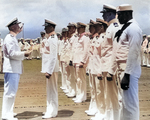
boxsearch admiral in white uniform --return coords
[1,18,31,120]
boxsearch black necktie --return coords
[115,22,132,42]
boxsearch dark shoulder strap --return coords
[115,22,132,42]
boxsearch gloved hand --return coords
[69,61,73,66]
[121,73,130,90]
[45,73,51,79]
[97,74,102,80]
[107,73,113,81]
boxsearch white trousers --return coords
[45,72,58,117]
[75,67,87,101]
[2,73,20,119]
[104,72,120,120]
[67,66,76,95]
[142,53,147,66]
[60,62,67,89]
[147,53,150,67]
[122,75,139,120]
[95,74,105,114]
[88,73,97,111]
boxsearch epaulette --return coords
[113,23,118,27]
[51,34,55,38]
[84,34,89,37]
[10,34,14,37]
[96,36,99,39]
[74,35,78,37]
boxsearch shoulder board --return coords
[51,34,55,38]
[74,35,78,37]
[96,36,99,39]
[113,23,119,27]
[10,34,14,37]
[84,34,89,37]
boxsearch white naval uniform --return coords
[0,38,3,72]
[65,34,77,97]
[86,34,99,115]
[101,19,120,120]
[147,42,150,67]
[92,33,107,119]
[141,38,148,66]
[59,39,68,91]
[2,34,25,119]
[118,19,142,120]
[41,33,59,118]
[73,33,90,102]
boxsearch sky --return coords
[0,0,150,39]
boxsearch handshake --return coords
[24,50,32,57]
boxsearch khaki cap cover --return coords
[77,22,87,28]
[88,19,96,25]
[100,4,116,13]
[95,18,108,25]
[67,22,77,27]
[62,28,68,32]
[6,18,21,27]
[43,19,56,26]
[117,4,133,12]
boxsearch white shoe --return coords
[87,110,97,116]
[60,86,66,90]
[42,114,56,119]
[13,113,17,116]
[72,98,77,101]
[66,93,75,98]
[85,110,90,113]
[74,99,85,103]
[63,89,69,93]
[2,117,18,120]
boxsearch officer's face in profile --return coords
[9,24,21,34]
[44,25,54,34]
[89,25,95,34]
[117,11,129,24]
[68,26,76,35]
[102,12,110,22]
[77,27,85,34]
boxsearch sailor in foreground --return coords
[1,18,31,120]
[116,4,142,120]
[42,19,59,119]
[100,4,121,120]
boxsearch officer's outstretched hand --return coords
[121,73,130,90]
[45,73,51,79]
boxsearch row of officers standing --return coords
[56,3,142,120]
[141,34,150,67]
[1,3,143,120]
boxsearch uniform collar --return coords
[108,18,118,26]
[47,31,56,39]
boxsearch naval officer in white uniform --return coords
[1,18,31,120]
[41,19,59,119]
